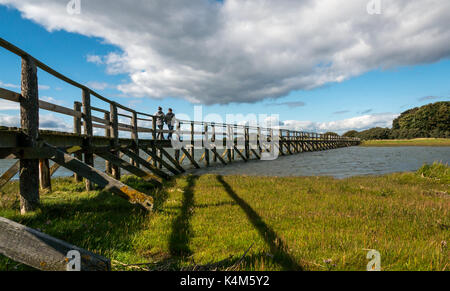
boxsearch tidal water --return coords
[0,147,449,180]
[185,146,450,178]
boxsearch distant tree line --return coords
[342,101,450,140]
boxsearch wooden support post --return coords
[181,148,200,169]
[0,216,111,271]
[257,127,262,156]
[104,111,112,175]
[39,159,51,191]
[0,161,20,190]
[245,126,250,160]
[211,148,227,165]
[110,103,121,180]
[157,146,185,173]
[204,124,210,167]
[134,146,178,176]
[278,129,284,155]
[234,145,247,162]
[190,122,195,165]
[151,116,157,167]
[19,55,40,214]
[231,124,236,161]
[270,129,274,156]
[131,112,139,168]
[287,131,291,154]
[73,101,83,182]
[174,121,181,164]
[82,89,94,191]
[226,125,232,163]
[212,123,217,163]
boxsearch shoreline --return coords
[360,138,450,147]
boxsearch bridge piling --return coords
[19,55,40,214]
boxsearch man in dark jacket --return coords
[165,108,175,140]
[155,107,165,140]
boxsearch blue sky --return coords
[0,1,449,134]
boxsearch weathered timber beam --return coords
[0,160,20,190]
[0,216,110,271]
[135,147,178,176]
[181,148,200,169]
[43,143,154,211]
[233,146,248,162]
[211,148,227,165]
[251,149,261,160]
[156,146,185,173]
[95,150,166,183]
[122,147,175,178]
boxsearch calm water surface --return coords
[0,147,449,179]
[185,146,450,178]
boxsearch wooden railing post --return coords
[212,123,217,163]
[231,124,236,160]
[82,88,94,190]
[190,122,195,165]
[19,55,40,214]
[226,125,232,163]
[39,159,51,191]
[258,127,262,156]
[152,116,157,167]
[104,111,112,175]
[110,103,121,180]
[131,112,139,168]
[204,123,210,166]
[73,101,83,182]
[174,121,181,163]
[245,126,250,160]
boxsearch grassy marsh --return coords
[0,163,448,271]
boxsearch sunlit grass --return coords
[0,163,448,271]
[361,138,450,147]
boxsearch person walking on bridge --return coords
[155,106,165,140]
[165,108,175,140]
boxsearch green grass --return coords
[0,163,449,271]
[360,138,450,147]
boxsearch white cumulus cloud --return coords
[283,113,399,134]
[1,0,450,104]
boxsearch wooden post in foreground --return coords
[131,112,139,168]
[190,122,195,165]
[82,88,94,190]
[174,121,181,164]
[110,103,121,180]
[39,159,51,191]
[73,101,83,182]
[152,116,157,167]
[104,111,112,175]
[19,55,40,214]
[212,123,217,163]
[204,124,210,166]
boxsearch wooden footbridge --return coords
[0,38,360,270]
[0,38,360,214]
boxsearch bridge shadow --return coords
[216,175,303,271]
[168,175,198,257]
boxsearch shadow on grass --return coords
[168,175,199,257]
[216,175,303,271]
